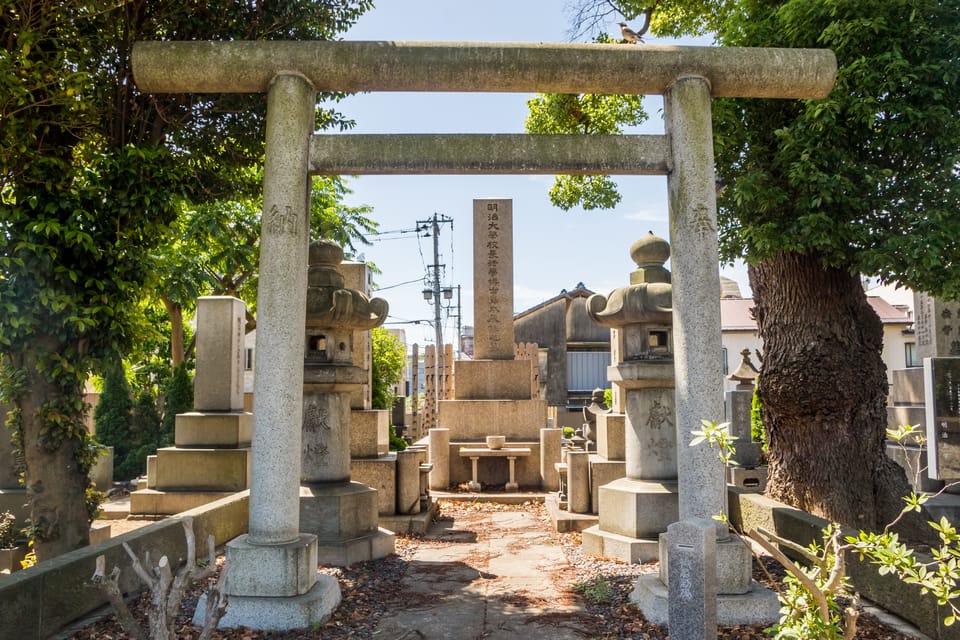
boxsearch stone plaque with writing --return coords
[925,357,960,479]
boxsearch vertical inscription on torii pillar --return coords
[473,198,515,360]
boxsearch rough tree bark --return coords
[751,252,921,535]
[17,333,91,559]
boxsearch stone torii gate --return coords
[133,41,835,631]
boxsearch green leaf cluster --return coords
[371,328,405,414]
[524,34,648,211]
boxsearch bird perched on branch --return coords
[618,22,644,44]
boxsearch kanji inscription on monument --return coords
[473,198,514,360]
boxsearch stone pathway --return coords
[373,507,596,640]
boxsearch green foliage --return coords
[603,388,613,408]
[371,328,406,413]
[0,0,373,557]
[525,36,648,211]
[389,426,408,452]
[690,419,737,465]
[161,364,194,447]
[572,574,614,604]
[564,0,960,298]
[709,0,960,299]
[92,362,133,482]
[751,383,766,450]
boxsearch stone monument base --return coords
[194,572,341,631]
[596,477,679,540]
[581,525,659,563]
[129,488,236,516]
[300,481,396,565]
[631,574,779,626]
[544,493,598,533]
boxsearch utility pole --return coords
[418,212,454,429]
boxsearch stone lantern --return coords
[300,239,395,565]
[581,231,679,562]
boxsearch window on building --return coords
[244,347,254,371]
[905,342,918,368]
[721,347,728,376]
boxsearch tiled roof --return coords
[720,296,912,331]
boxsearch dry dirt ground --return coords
[63,500,925,639]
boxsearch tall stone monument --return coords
[299,239,395,565]
[581,232,679,562]
[434,199,547,490]
[131,296,253,516]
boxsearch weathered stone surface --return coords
[665,75,726,522]
[175,412,253,447]
[666,518,717,639]
[195,296,248,412]
[246,73,314,545]
[437,399,546,440]
[473,199,514,360]
[350,409,389,459]
[454,359,533,400]
[133,41,837,100]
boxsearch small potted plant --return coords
[0,511,27,573]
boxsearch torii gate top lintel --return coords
[132,40,836,100]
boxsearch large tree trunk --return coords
[162,297,185,368]
[17,334,91,560]
[751,252,919,535]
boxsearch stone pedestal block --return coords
[631,574,779,627]
[130,488,235,516]
[225,533,319,597]
[175,412,253,447]
[730,441,763,468]
[350,410,389,458]
[597,477,678,539]
[453,359,534,400]
[299,482,396,566]
[396,449,422,515]
[596,413,626,461]
[581,524,659,563]
[350,454,397,516]
[540,428,562,491]
[589,458,626,514]
[197,574,341,632]
[154,447,250,491]
[437,399,546,440]
[429,428,450,490]
[727,465,768,492]
[658,530,752,595]
[145,455,157,487]
[300,481,378,541]
[567,451,591,514]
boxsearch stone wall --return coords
[0,492,249,640]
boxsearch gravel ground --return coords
[64,500,925,639]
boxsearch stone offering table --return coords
[459,446,531,491]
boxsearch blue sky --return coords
[331,1,742,349]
